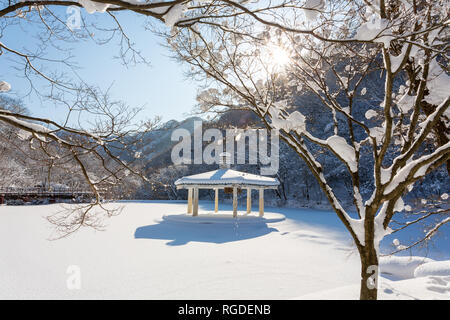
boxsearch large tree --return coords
[169,0,449,299]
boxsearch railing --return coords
[0,187,94,197]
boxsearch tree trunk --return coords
[359,243,379,300]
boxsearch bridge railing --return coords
[0,187,94,196]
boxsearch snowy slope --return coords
[0,201,448,299]
[296,276,450,300]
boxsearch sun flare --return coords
[268,45,291,67]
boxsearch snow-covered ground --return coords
[0,201,448,299]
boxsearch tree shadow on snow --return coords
[134,219,278,246]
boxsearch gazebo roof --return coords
[175,168,279,188]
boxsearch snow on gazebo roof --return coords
[175,168,279,188]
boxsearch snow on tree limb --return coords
[383,141,450,196]
[326,135,357,173]
[0,81,11,92]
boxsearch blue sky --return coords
[0,9,199,124]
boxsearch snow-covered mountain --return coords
[140,116,202,164]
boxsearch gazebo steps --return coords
[162,212,285,225]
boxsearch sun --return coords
[258,44,291,74]
[255,43,292,77]
[269,45,291,67]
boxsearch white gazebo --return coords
[174,165,279,218]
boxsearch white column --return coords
[259,188,264,217]
[214,188,219,213]
[193,187,199,217]
[233,187,238,218]
[187,188,193,214]
[246,188,251,214]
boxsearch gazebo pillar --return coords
[246,188,251,214]
[187,188,193,214]
[214,188,219,213]
[232,187,238,218]
[259,188,264,217]
[193,187,199,217]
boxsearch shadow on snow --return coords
[134,218,278,246]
